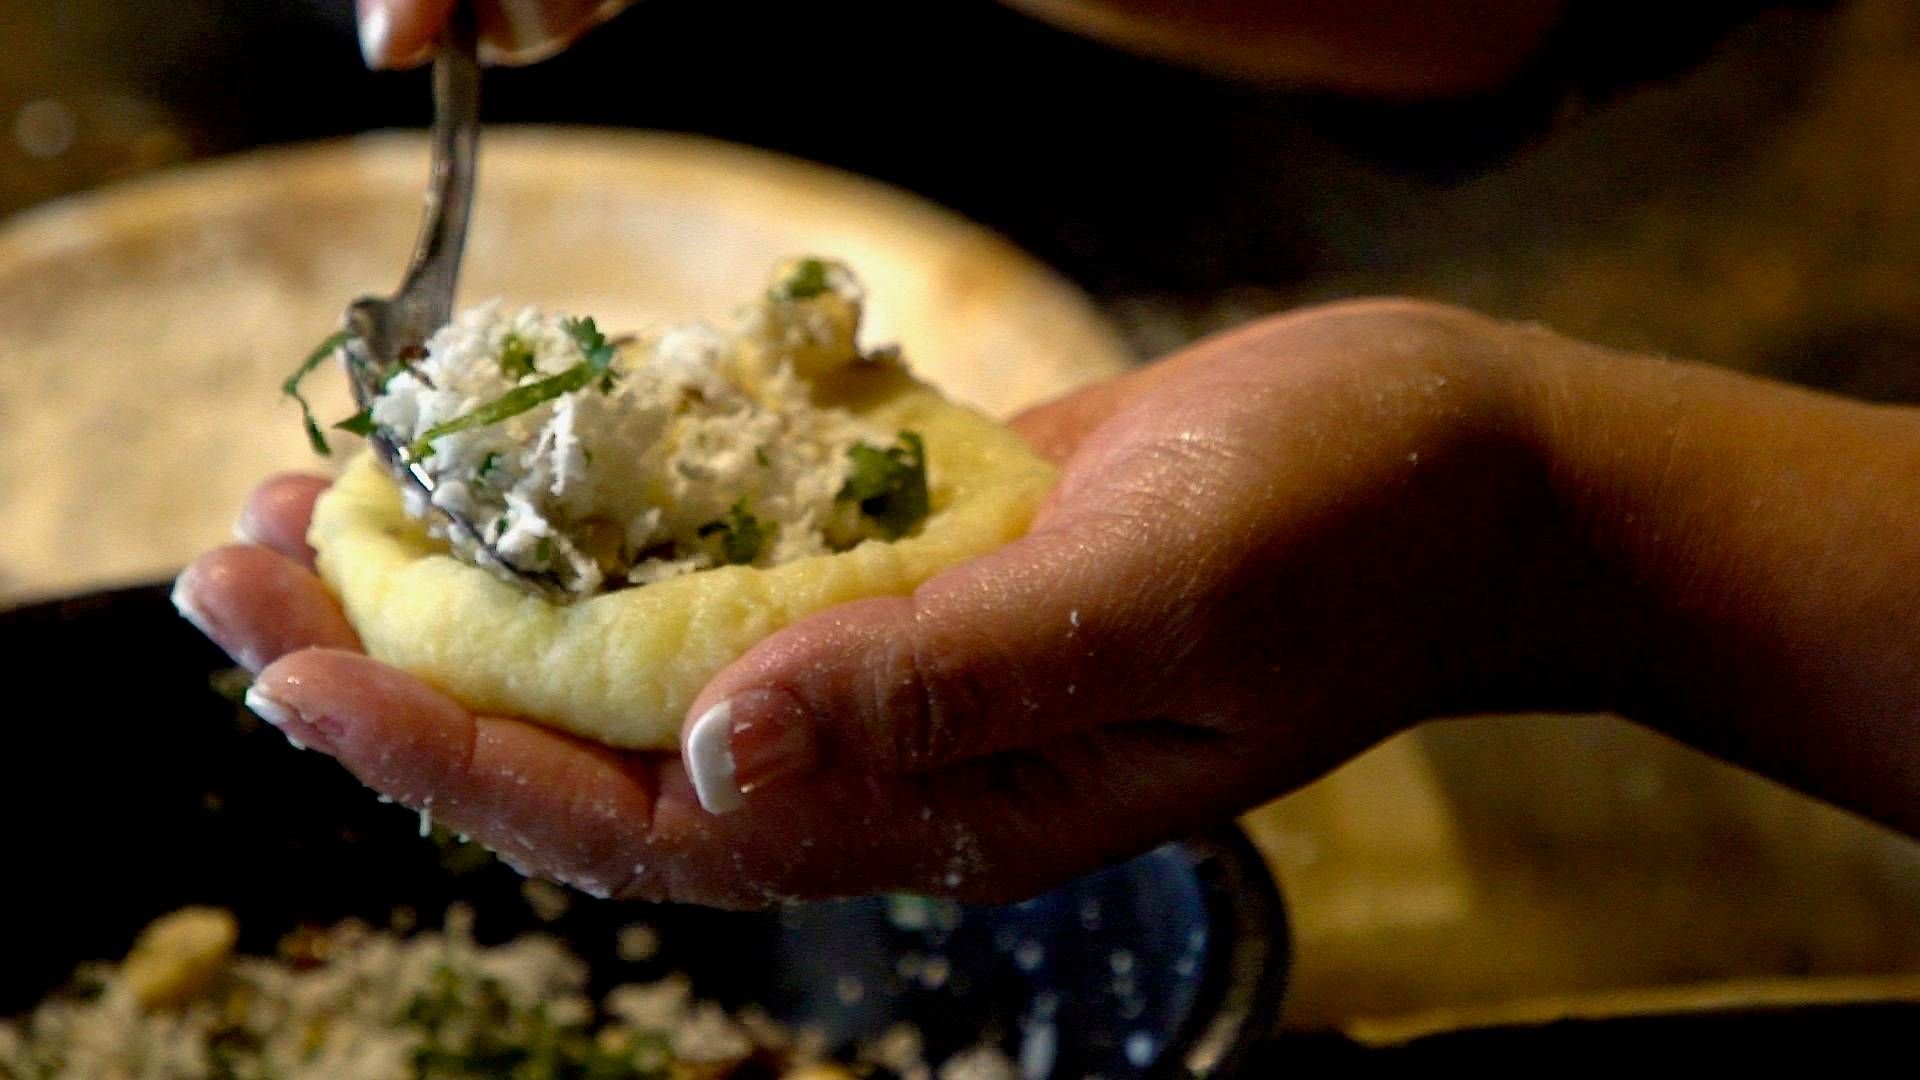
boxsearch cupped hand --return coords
[176,300,1589,907]
[356,0,634,69]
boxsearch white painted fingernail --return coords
[686,700,743,815]
[173,569,264,671]
[170,573,212,637]
[359,4,392,68]
[244,686,306,750]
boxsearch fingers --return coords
[676,305,1477,817]
[248,647,1264,905]
[641,720,1267,906]
[678,513,1210,815]
[249,648,659,898]
[1007,360,1181,467]
[235,473,330,570]
[356,0,455,69]
[474,0,635,66]
[173,546,360,673]
[356,0,634,69]
[677,353,1260,817]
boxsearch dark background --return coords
[7,0,1920,1059]
[13,0,1906,389]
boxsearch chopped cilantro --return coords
[535,537,553,565]
[405,961,670,1080]
[840,431,929,539]
[498,333,538,380]
[411,318,620,457]
[564,316,616,369]
[698,498,772,565]
[479,452,502,481]
[755,446,770,468]
[283,330,351,456]
[333,409,377,436]
[773,258,831,301]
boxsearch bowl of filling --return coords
[0,582,1289,1078]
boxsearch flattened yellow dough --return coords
[309,365,1055,749]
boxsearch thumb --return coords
[679,516,1199,814]
[1007,358,1181,466]
[356,0,453,69]
[475,0,636,65]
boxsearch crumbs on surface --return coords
[0,905,1017,1079]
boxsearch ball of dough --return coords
[308,365,1054,749]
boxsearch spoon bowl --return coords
[338,5,570,599]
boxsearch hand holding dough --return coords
[179,298,1920,904]
[307,264,1054,748]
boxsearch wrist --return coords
[1211,301,1643,729]
[1398,315,1653,722]
[1499,325,1920,830]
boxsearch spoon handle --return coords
[395,2,481,332]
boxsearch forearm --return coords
[1516,329,1920,833]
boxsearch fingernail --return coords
[233,506,264,545]
[245,685,339,756]
[171,568,266,668]
[172,569,259,672]
[358,2,393,68]
[170,570,214,638]
[685,690,818,815]
[685,701,742,814]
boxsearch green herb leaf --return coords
[754,446,771,468]
[563,316,617,372]
[411,317,621,457]
[499,333,538,380]
[773,258,831,300]
[283,331,351,456]
[412,365,595,457]
[567,317,621,394]
[698,498,772,565]
[839,431,929,539]
[332,409,377,436]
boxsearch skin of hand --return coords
[358,0,1563,97]
[174,299,1920,907]
[998,0,1566,98]
[355,0,635,68]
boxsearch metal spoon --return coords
[338,6,568,601]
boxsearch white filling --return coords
[366,261,902,595]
